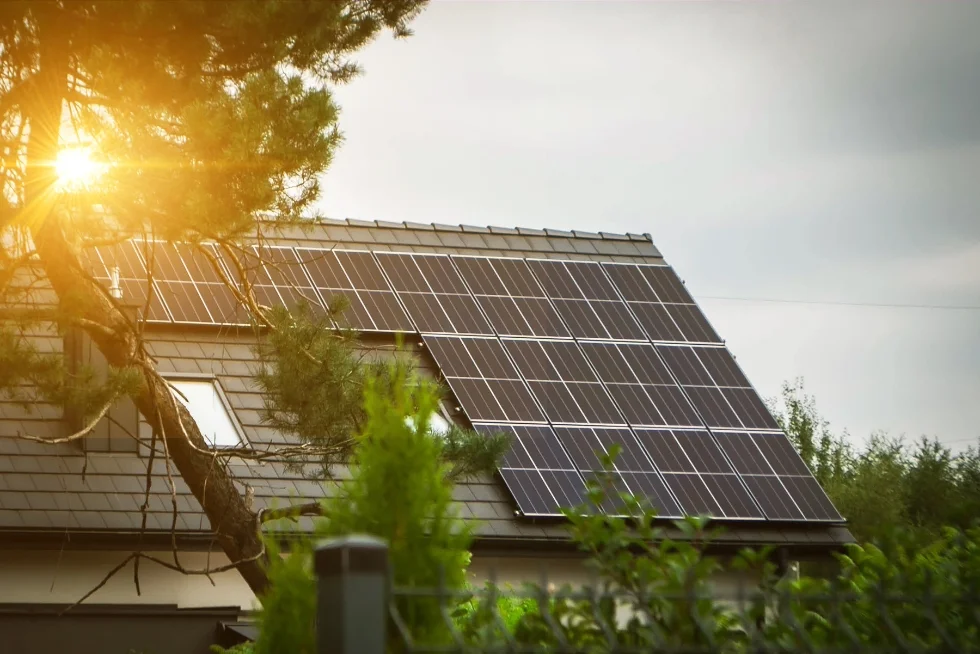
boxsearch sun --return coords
[54,146,106,191]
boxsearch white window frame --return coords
[163,374,248,449]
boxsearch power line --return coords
[699,295,980,311]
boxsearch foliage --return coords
[253,304,508,479]
[771,378,980,549]
[450,452,980,652]
[1,0,433,594]
[251,364,478,654]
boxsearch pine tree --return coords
[0,1,504,600]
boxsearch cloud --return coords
[321,1,980,447]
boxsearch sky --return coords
[319,1,980,450]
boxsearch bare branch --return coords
[7,398,114,444]
[59,553,138,616]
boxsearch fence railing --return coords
[313,535,980,654]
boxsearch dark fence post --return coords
[314,535,389,654]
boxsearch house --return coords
[0,219,853,654]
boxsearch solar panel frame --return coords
[554,425,684,517]
[139,240,221,326]
[375,252,495,336]
[501,338,630,426]
[711,429,843,522]
[578,341,706,428]
[473,423,589,517]
[86,245,844,525]
[90,241,174,323]
[601,262,724,345]
[632,428,765,520]
[655,344,782,431]
[524,258,648,342]
[451,255,571,339]
[296,247,414,333]
[423,335,546,424]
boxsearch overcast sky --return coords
[319,1,980,450]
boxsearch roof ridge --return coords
[308,216,652,243]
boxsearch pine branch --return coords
[5,396,114,444]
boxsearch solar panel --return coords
[579,342,703,427]
[501,339,623,425]
[555,426,682,517]
[525,259,647,341]
[452,256,570,338]
[249,246,325,318]
[296,248,413,332]
[655,344,779,430]
[89,241,172,322]
[602,263,722,344]
[422,335,544,423]
[712,431,842,522]
[634,428,763,519]
[84,243,841,525]
[473,423,589,516]
[376,253,493,335]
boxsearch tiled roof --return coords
[0,220,854,553]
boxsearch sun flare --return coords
[54,147,106,191]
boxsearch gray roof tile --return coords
[0,492,31,510]
[516,226,547,236]
[436,232,467,248]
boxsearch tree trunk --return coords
[22,6,270,599]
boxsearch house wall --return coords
[0,549,757,610]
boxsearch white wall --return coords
[0,549,758,611]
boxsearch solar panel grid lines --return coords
[711,429,844,522]
[523,258,648,342]
[554,425,684,518]
[654,343,781,431]
[296,247,413,332]
[421,335,546,424]
[633,428,765,520]
[500,338,629,426]
[451,255,571,339]
[375,252,494,336]
[88,241,174,323]
[472,423,589,517]
[600,262,723,345]
[578,341,704,428]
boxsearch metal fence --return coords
[313,535,980,654]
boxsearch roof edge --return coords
[264,216,656,246]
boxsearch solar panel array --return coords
[89,241,842,524]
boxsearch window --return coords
[168,379,244,448]
[405,411,451,437]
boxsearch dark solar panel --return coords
[86,245,841,525]
[453,256,570,338]
[474,424,589,517]
[297,248,413,332]
[601,263,722,344]
[742,476,804,521]
[90,242,172,322]
[502,339,626,425]
[656,345,780,430]
[376,253,493,335]
[781,476,843,521]
[423,335,544,423]
[579,342,703,428]
[525,259,646,341]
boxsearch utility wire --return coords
[699,295,980,311]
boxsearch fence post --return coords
[314,535,389,654]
